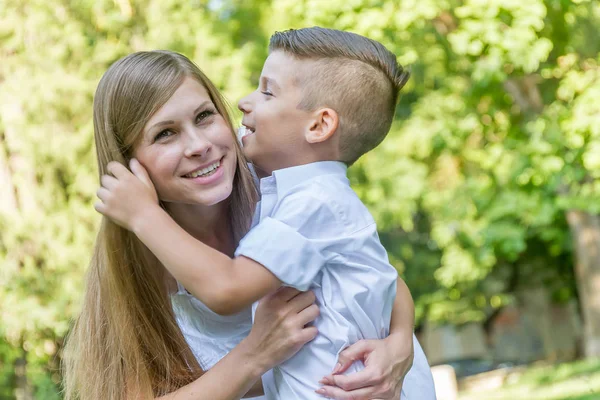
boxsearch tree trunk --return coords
[566,209,600,358]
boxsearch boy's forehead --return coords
[262,51,312,86]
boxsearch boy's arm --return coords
[96,160,281,315]
[134,206,281,315]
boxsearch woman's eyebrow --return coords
[149,119,175,131]
[192,100,213,115]
[148,101,213,131]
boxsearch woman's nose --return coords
[183,130,212,158]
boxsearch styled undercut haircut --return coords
[269,27,410,165]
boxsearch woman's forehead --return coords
[145,78,212,126]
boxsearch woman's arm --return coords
[317,277,415,399]
[157,334,266,400]
[152,288,318,400]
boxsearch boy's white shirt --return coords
[170,162,436,400]
[235,161,436,399]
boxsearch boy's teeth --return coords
[187,160,220,178]
[238,126,254,139]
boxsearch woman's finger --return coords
[287,290,316,312]
[323,368,378,391]
[316,384,375,400]
[298,326,318,344]
[334,340,373,374]
[296,303,319,326]
[272,286,302,302]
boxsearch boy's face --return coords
[238,51,315,174]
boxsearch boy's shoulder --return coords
[278,174,375,233]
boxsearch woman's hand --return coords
[244,287,319,371]
[317,333,414,399]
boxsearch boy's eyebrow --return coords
[261,76,281,91]
[148,101,212,131]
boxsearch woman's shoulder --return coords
[170,290,254,369]
[170,288,253,330]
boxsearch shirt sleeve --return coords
[234,192,336,291]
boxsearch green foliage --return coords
[458,359,600,400]
[0,0,599,396]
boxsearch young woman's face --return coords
[133,77,237,207]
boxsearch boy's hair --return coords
[269,27,410,165]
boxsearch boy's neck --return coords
[261,142,341,176]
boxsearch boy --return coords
[98,27,436,399]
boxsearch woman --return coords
[64,50,415,399]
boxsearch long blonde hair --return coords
[63,51,258,399]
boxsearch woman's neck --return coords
[163,201,236,257]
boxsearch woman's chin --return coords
[192,185,233,207]
[161,186,233,210]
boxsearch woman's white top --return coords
[170,282,265,400]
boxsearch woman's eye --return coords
[196,110,215,123]
[154,129,173,142]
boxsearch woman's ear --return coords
[305,108,339,144]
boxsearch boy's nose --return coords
[238,93,252,114]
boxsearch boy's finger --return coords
[107,161,130,179]
[129,158,153,188]
[100,174,119,190]
[93,202,106,215]
[96,187,111,202]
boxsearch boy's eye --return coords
[196,109,216,123]
[261,91,273,97]
[154,129,173,142]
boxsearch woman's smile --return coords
[181,156,225,184]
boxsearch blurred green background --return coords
[1,0,599,398]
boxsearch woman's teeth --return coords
[186,160,220,178]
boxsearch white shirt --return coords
[171,284,265,400]
[171,285,435,400]
[235,161,436,399]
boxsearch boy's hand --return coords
[317,334,414,399]
[95,159,159,231]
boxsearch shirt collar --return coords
[260,161,348,198]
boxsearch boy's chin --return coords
[241,146,255,163]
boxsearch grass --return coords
[458,359,600,400]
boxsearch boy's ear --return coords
[305,108,338,144]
